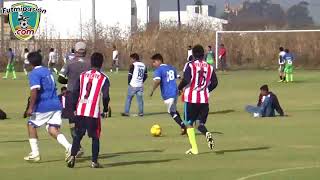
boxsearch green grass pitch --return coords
[0,70,320,180]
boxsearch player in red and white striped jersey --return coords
[178,45,218,155]
[67,52,110,168]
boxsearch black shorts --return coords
[184,103,209,125]
[75,116,101,138]
[62,91,76,124]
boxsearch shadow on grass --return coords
[196,131,224,136]
[209,109,235,115]
[214,146,271,155]
[38,149,164,164]
[143,112,168,116]
[0,138,50,144]
[75,158,179,169]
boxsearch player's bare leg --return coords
[47,126,72,161]
[24,124,41,162]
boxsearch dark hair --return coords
[91,52,104,68]
[8,48,12,51]
[113,45,116,49]
[24,48,29,53]
[260,84,269,92]
[27,52,42,66]
[61,86,67,91]
[208,45,212,49]
[188,46,192,49]
[50,48,54,52]
[37,49,41,53]
[130,53,140,61]
[285,49,289,53]
[71,48,75,53]
[279,47,284,51]
[151,53,163,63]
[220,44,224,47]
[192,44,205,60]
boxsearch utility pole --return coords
[177,0,181,28]
[92,0,96,49]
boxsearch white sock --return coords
[116,67,119,72]
[29,138,39,156]
[57,134,71,151]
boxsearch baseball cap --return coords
[75,42,86,51]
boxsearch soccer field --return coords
[0,70,320,180]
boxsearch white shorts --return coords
[24,60,30,64]
[164,98,177,113]
[28,111,62,128]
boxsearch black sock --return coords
[283,76,286,81]
[92,137,100,163]
[198,124,208,136]
[70,127,82,148]
[170,111,186,129]
[71,132,83,157]
[279,76,282,80]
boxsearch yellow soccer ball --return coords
[150,124,162,137]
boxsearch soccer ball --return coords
[150,124,162,137]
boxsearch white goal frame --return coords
[215,29,320,69]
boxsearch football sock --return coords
[187,128,198,154]
[283,76,286,81]
[57,134,71,151]
[197,124,208,136]
[116,67,119,72]
[24,69,28,75]
[92,137,100,163]
[70,127,82,148]
[279,76,282,80]
[290,74,293,82]
[71,133,82,157]
[170,112,186,129]
[29,138,39,156]
[12,70,16,79]
[53,68,58,74]
[286,74,289,82]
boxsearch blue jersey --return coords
[28,66,62,113]
[153,64,178,100]
[283,53,294,63]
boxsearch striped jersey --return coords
[76,69,110,118]
[182,60,214,104]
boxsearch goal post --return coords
[215,29,320,70]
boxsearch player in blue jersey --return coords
[24,52,72,162]
[150,53,187,135]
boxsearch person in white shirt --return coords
[121,53,148,117]
[23,48,29,75]
[187,46,193,61]
[278,47,286,82]
[110,45,119,73]
[48,48,58,74]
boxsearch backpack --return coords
[0,109,7,120]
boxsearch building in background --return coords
[160,4,228,31]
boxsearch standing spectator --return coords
[23,48,30,75]
[205,45,215,66]
[63,48,75,64]
[3,48,17,80]
[110,45,119,73]
[48,48,58,74]
[121,53,148,117]
[219,44,227,72]
[187,45,193,62]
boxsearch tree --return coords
[287,1,314,28]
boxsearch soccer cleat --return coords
[67,156,76,168]
[76,148,84,158]
[65,147,72,162]
[180,128,187,135]
[138,113,144,117]
[91,162,103,168]
[2,77,7,79]
[121,113,129,117]
[185,148,198,155]
[278,80,284,83]
[206,132,215,150]
[24,153,41,162]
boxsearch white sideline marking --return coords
[236,165,320,180]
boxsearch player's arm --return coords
[150,80,160,97]
[128,64,134,85]
[178,65,192,93]
[101,78,111,117]
[208,70,218,92]
[58,63,69,84]
[72,77,81,112]
[26,73,40,116]
[143,67,148,82]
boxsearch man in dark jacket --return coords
[246,85,284,117]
